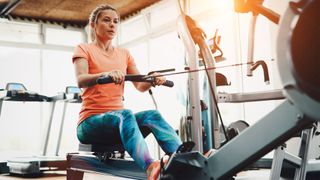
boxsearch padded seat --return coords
[78,125,152,153]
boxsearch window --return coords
[148,1,179,29]
[45,27,84,46]
[0,19,41,44]
[124,42,153,112]
[147,31,186,158]
[0,46,42,159]
[128,42,149,74]
[0,46,41,90]
[120,16,147,44]
[41,50,77,95]
[189,0,234,16]
[0,20,85,159]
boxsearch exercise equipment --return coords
[219,120,249,145]
[234,0,280,24]
[97,74,174,87]
[216,88,320,179]
[180,73,231,152]
[67,0,320,179]
[0,82,57,175]
[0,83,82,175]
[216,88,317,171]
[67,75,175,180]
[159,0,320,179]
[269,122,320,180]
[68,127,151,180]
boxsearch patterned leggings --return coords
[77,109,182,170]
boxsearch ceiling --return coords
[0,0,161,27]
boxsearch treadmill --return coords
[0,83,81,175]
[0,82,56,175]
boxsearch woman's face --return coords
[93,9,119,40]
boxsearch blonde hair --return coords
[88,4,119,41]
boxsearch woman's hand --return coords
[104,70,125,85]
[149,72,166,86]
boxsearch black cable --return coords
[201,51,230,142]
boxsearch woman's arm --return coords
[74,57,125,88]
[74,58,103,88]
[127,66,166,92]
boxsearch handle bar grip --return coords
[96,76,174,87]
[96,76,113,84]
[163,80,174,87]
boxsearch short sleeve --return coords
[72,44,88,63]
[126,49,136,67]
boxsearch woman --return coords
[72,4,182,179]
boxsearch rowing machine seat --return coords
[78,126,152,160]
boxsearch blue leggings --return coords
[77,109,182,170]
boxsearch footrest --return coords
[79,143,125,153]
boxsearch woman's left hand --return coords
[150,72,166,86]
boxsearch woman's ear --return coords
[90,22,95,29]
[89,22,96,42]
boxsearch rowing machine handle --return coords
[96,75,174,87]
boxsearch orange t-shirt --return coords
[72,43,136,125]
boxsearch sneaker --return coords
[204,149,216,158]
[147,161,161,180]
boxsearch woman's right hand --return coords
[103,70,125,85]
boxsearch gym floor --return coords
[0,172,66,180]
[0,171,135,180]
[0,169,292,180]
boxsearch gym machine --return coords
[0,83,82,176]
[160,0,320,179]
[0,82,56,175]
[67,0,320,179]
[66,75,174,180]
[66,72,236,179]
